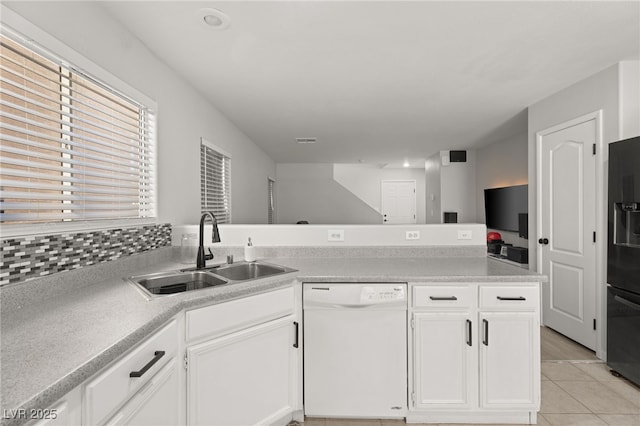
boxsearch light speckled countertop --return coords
[1,253,543,426]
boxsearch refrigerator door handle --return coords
[614,295,640,311]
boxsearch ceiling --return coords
[99,1,639,165]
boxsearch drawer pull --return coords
[466,319,472,346]
[129,351,165,378]
[429,296,458,301]
[497,296,526,301]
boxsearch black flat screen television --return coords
[484,185,528,233]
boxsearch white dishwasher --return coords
[303,282,407,418]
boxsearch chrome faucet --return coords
[197,211,221,269]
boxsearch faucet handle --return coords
[205,248,214,261]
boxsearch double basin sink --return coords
[128,261,296,298]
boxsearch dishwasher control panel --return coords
[303,283,407,308]
[361,286,405,302]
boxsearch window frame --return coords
[200,138,231,224]
[0,6,158,238]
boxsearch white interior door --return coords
[537,116,598,350]
[382,180,416,224]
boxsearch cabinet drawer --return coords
[84,320,178,426]
[479,285,539,310]
[413,285,472,308]
[186,285,294,342]
[104,359,180,426]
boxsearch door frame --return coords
[535,110,605,359]
[381,179,417,224]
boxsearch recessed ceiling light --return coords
[197,8,230,30]
[204,14,223,26]
[403,161,410,168]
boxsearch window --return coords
[0,31,156,229]
[200,138,230,223]
[267,177,275,224]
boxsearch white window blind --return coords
[200,139,230,223]
[0,33,156,226]
[268,177,275,224]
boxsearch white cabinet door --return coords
[187,316,297,426]
[106,359,182,426]
[479,312,539,409]
[413,312,475,409]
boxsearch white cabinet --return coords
[83,320,181,426]
[185,286,300,426]
[412,285,475,410]
[104,359,181,426]
[409,282,540,424]
[478,285,540,410]
[479,312,538,409]
[187,316,297,426]
[26,285,301,426]
[413,312,475,409]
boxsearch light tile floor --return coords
[300,327,640,426]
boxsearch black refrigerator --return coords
[607,136,640,386]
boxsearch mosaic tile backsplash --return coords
[0,223,172,286]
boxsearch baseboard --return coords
[406,410,536,424]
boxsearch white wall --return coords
[174,223,487,247]
[4,2,276,226]
[620,61,640,139]
[527,61,640,360]
[333,164,426,223]
[441,150,477,223]
[425,153,442,224]
[424,151,477,224]
[475,132,528,246]
[528,64,621,271]
[275,164,382,224]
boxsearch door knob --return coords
[538,238,549,245]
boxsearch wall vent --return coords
[296,137,317,144]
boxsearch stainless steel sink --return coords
[212,262,291,281]
[129,270,228,297]
[127,261,296,299]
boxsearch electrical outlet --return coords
[328,229,345,242]
[406,231,420,240]
[457,230,473,240]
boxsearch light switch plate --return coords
[328,229,345,242]
[457,230,473,240]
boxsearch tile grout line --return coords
[549,377,596,415]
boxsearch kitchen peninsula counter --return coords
[1,250,543,426]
